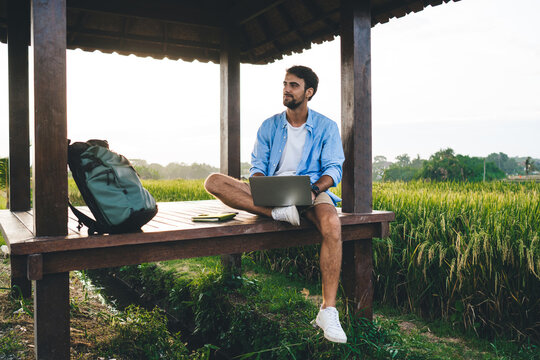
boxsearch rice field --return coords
[372,181,539,342]
[67,178,540,343]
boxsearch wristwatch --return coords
[311,184,321,197]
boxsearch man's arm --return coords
[319,121,345,188]
[250,120,273,177]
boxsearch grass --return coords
[87,256,539,359]
[2,179,538,357]
[72,178,539,343]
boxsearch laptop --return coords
[249,175,313,207]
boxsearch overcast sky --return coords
[1,0,539,167]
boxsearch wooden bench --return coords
[1,200,394,356]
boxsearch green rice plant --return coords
[68,178,212,206]
[142,179,213,202]
[371,181,540,342]
[247,181,540,343]
[71,176,539,342]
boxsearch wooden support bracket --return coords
[27,253,43,280]
[379,221,390,238]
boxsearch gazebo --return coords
[0,0,458,358]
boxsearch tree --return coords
[395,154,411,167]
[373,155,392,181]
[421,148,461,181]
[486,152,520,175]
[382,153,423,182]
[420,148,505,181]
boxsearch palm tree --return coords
[525,157,532,175]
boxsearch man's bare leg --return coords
[304,204,342,308]
[204,173,272,217]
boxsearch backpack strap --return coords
[68,201,101,235]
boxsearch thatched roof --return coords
[0,0,460,64]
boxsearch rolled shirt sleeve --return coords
[250,118,274,177]
[319,121,345,187]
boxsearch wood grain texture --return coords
[341,0,372,214]
[342,239,374,319]
[27,253,43,280]
[1,201,394,255]
[32,0,68,237]
[36,223,379,274]
[34,272,70,360]
[219,24,242,275]
[220,26,241,178]
[10,255,31,298]
[7,0,31,211]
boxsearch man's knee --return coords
[204,173,224,194]
[319,210,342,242]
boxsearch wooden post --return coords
[31,0,70,358]
[220,25,242,277]
[340,0,374,319]
[7,0,32,299]
[10,255,31,299]
[34,272,70,360]
[7,0,31,211]
[32,0,68,237]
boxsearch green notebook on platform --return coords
[191,212,238,222]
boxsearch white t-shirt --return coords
[275,122,307,176]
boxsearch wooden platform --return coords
[0,200,394,358]
[1,200,394,278]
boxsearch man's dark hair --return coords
[286,65,319,101]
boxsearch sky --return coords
[1,0,539,167]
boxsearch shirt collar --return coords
[280,108,314,130]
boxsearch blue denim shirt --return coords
[250,109,345,204]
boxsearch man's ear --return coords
[306,87,314,100]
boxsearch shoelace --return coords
[324,309,342,330]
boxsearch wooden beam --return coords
[66,26,220,51]
[220,25,241,276]
[32,0,68,237]
[341,0,374,319]
[34,272,70,359]
[340,0,372,214]
[36,224,383,274]
[235,0,287,25]
[67,0,221,28]
[7,0,31,211]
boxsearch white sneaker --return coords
[313,307,347,343]
[271,205,300,226]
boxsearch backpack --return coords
[68,139,158,235]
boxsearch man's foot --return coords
[312,307,347,343]
[271,205,300,226]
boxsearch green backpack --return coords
[68,139,158,235]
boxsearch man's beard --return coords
[283,94,306,110]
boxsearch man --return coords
[204,65,347,343]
